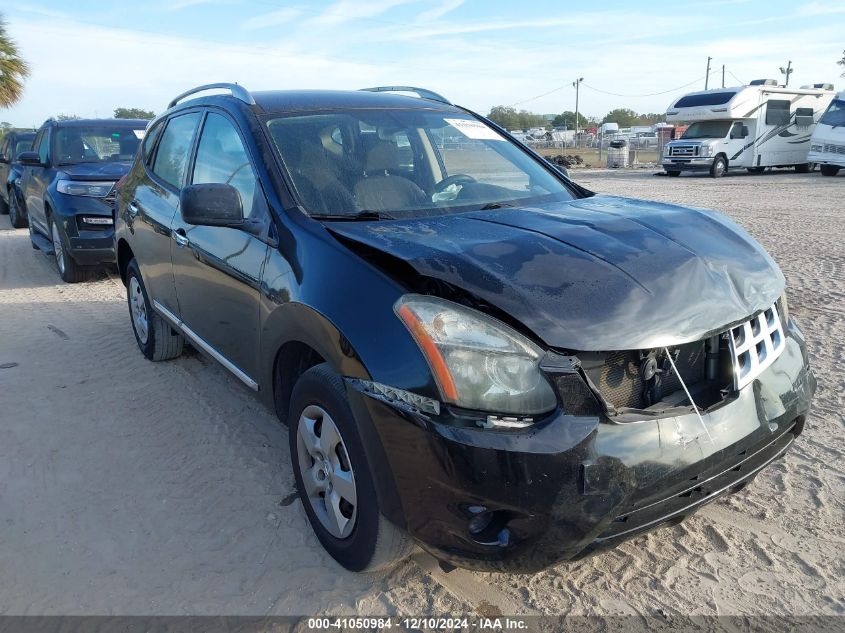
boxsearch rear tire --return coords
[795,163,811,174]
[710,156,727,178]
[8,192,28,229]
[666,170,681,177]
[49,217,85,283]
[126,258,184,361]
[820,165,840,177]
[289,363,413,572]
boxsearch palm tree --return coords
[0,17,29,108]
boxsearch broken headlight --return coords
[394,295,557,415]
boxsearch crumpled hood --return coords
[327,195,785,351]
[60,161,132,181]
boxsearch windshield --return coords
[681,121,732,139]
[54,126,145,165]
[265,109,574,218]
[819,99,845,128]
[13,137,35,158]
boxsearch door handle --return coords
[173,228,189,247]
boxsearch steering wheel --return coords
[434,174,476,194]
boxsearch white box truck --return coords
[808,90,845,177]
[662,80,835,177]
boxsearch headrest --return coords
[365,142,399,174]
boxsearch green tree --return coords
[551,111,588,129]
[0,17,29,108]
[114,107,155,120]
[601,108,641,127]
[839,49,845,77]
[487,106,548,131]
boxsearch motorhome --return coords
[808,90,845,177]
[662,80,835,177]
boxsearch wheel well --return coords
[716,153,728,164]
[117,239,134,285]
[273,341,326,425]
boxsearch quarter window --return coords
[192,113,258,217]
[142,120,165,164]
[152,112,201,188]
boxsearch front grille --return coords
[587,342,706,410]
[669,144,699,157]
[729,303,785,389]
[823,143,845,155]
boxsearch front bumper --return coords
[662,158,714,172]
[807,151,844,167]
[347,320,815,573]
[54,193,116,265]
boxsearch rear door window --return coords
[152,113,201,188]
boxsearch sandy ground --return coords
[0,169,843,618]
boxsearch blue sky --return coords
[1,0,843,126]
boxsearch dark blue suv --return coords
[115,84,814,573]
[18,118,148,282]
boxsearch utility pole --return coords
[722,64,725,88]
[572,77,583,146]
[779,61,793,87]
[705,56,712,89]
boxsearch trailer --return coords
[662,80,835,177]
[807,90,845,177]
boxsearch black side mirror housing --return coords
[180,183,244,227]
[17,151,42,166]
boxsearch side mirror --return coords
[0,153,6,163]
[17,151,42,166]
[180,183,244,227]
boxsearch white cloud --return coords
[310,0,420,25]
[416,0,465,22]
[241,7,303,31]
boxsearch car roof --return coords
[173,89,462,115]
[47,118,150,127]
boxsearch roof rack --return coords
[360,86,452,105]
[168,83,255,109]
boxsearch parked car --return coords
[115,84,815,574]
[18,118,147,282]
[0,129,36,227]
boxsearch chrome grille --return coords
[728,303,785,390]
[669,145,699,157]
[823,143,845,155]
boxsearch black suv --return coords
[18,118,148,282]
[0,129,36,227]
[115,84,814,573]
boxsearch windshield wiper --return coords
[479,202,515,210]
[311,210,395,221]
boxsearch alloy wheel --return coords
[129,276,149,344]
[296,404,358,539]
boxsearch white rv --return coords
[807,90,845,177]
[662,80,835,177]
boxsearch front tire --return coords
[8,192,28,229]
[289,363,412,572]
[820,165,840,177]
[50,217,85,283]
[126,258,184,361]
[710,156,727,178]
